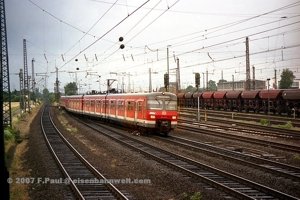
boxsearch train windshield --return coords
[147,99,177,110]
[165,100,177,110]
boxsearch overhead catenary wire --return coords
[100,0,163,61]
[140,1,300,47]
[96,3,300,68]
[27,0,97,38]
[58,0,151,70]
[101,0,180,62]
[63,0,120,56]
[96,19,300,69]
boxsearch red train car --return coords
[60,92,178,135]
[282,89,300,116]
[241,90,260,113]
[258,89,283,114]
[177,89,300,116]
[213,91,227,110]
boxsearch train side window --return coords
[118,100,124,111]
[127,101,135,111]
[96,100,100,108]
[91,100,95,107]
[137,101,143,111]
[110,100,115,109]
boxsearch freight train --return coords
[60,92,178,135]
[178,89,300,116]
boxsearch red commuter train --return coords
[60,92,178,135]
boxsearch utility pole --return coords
[23,39,30,112]
[166,46,170,92]
[176,58,181,93]
[19,69,25,110]
[31,58,35,102]
[148,68,158,93]
[167,46,170,76]
[206,70,208,91]
[245,37,251,91]
[1,0,11,127]
[128,72,132,93]
[1,0,11,197]
[55,67,60,102]
[202,72,205,90]
[149,68,152,93]
[232,75,235,91]
[252,65,255,90]
[274,69,277,89]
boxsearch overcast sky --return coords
[6,0,300,93]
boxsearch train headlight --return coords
[172,116,177,120]
[150,115,156,119]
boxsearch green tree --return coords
[185,85,195,92]
[207,80,217,91]
[64,82,78,95]
[279,69,295,89]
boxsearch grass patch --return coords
[57,112,78,135]
[292,154,300,161]
[259,118,269,126]
[274,121,293,129]
[181,192,202,200]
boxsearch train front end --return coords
[146,92,178,135]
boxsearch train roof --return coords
[225,91,242,99]
[192,92,202,98]
[184,92,193,98]
[213,91,227,99]
[177,92,185,98]
[282,89,300,100]
[241,90,260,99]
[202,91,214,99]
[259,89,283,99]
[63,92,177,100]
[60,95,83,99]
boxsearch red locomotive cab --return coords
[145,92,178,135]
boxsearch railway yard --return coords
[10,104,299,200]
[3,1,300,199]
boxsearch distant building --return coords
[217,79,266,91]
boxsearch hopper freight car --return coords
[178,89,300,116]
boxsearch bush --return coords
[260,118,269,126]
[4,127,22,143]
[4,129,14,141]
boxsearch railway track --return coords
[156,135,300,181]
[79,119,298,200]
[180,107,300,126]
[178,114,300,141]
[180,116,300,140]
[177,120,300,154]
[41,106,129,200]
[180,110,300,140]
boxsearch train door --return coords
[91,99,95,114]
[117,100,125,119]
[136,100,144,121]
[125,100,135,120]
